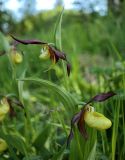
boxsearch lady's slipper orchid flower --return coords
[0,138,8,152]
[10,45,23,64]
[0,45,23,64]
[67,91,116,146]
[11,35,71,76]
[0,96,24,120]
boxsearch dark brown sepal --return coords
[11,35,46,45]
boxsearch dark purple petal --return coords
[77,110,88,139]
[6,99,16,118]
[87,91,116,104]
[51,46,66,60]
[54,53,60,63]
[67,111,82,146]
[54,50,66,60]
[11,35,46,45]
[66,63,71,76]
[71,110,82,125]
[9,105,16,118]
[48,46,57,63]
[67,128,73,147]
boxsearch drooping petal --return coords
[9,105,16,117]
[77,110,88,139]
[87,91,116,104]
[48,46,58,63]
[49,47,60,63]
[66,62,71,76]
[71,110,83,126]
[67,128,74,147]
[11,35,46,45]
[67,110,83,146]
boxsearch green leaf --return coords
[23,156,42,160]
[33,124,50,149]
[17,77,77,112]
[0,131,28,156]
[5,134,27,155]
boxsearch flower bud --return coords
[84,106,112,130]
[39,45,50,60]
[0,138,8,152]
[0,98,10,121]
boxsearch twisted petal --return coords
[67,128,74,147]
[49,46,58,63]
[77,110,88,139]
[11,35,46,45]
[66,62,71,76]
[67,110,84,146]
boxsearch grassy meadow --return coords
[0,8,125,160]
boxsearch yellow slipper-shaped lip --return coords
[0,98,10,121]
[84,107,112,130]
[11,52,23,64]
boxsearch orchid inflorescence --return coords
[67,91,116,146]
[10,35,71,76]
[6,36,116,146]
[0,33,117,151]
